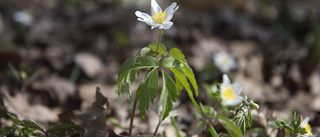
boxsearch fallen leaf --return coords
[74,52,103,78]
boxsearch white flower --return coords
[213,52,237,73]
[220,74,243,106]
[13,10,33,26]
[135,0,179,29]
[300,117,313,136]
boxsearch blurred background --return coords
[0,0,320,136]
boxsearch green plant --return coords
[272,108,308,137]
[0,113,80,137]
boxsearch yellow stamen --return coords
[305,124,313,135]
[223,87,236,100]
[152,11,166,23]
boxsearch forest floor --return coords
[0,0,320,136]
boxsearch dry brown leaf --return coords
[74,52,104,78]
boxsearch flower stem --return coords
[129,97,138,136]
[154,29,163,57]
[153,117,162,136]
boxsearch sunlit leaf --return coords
[159,70,179,120]
[168,48,199,96]
[168,48,187,63]
[160,57,180,68]
[181,64,198,96]
[21,119,45,132]
[247,110,252,128]
[7,113,21,124]
[169,68,192,97]
[148,43,167,57]
[217,114,243,137]
[208,125,219,137]
[240,118,246,135]
[136,68,159,119]
[135,56,158,69]
[232,116,241,124]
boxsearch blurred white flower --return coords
[213,52,237,73]
[300,117,313,136]
[13,10,33,26]
[220,74,243,106]
[135,0,179,29]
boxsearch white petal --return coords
[135,11,155,26]
[231,83,244,94]
[301,117,310,127]
[164,3,179,22]
[151,23,161,29]
[135,11,152,23]
[151,0,162,15]
[160,22,173,29]
[223,74,231,85]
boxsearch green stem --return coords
[153,118,162,136]
[129,97,138,136]
[154,29,163,57]
[171,117,182,137]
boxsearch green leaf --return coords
[7,113,21,124]
[217,114,243,137]
[290,108,296,123]
[168,48,187,63]
[232,116,241,124]
[202,105,215,117]
[136,68,159,119]
[279,120,294,132]
[175,74,184,94]
[148,43,167,57]
[20,126,42,136]
[159,70,179,121]
[117,56,158,96]
[168,48,199,96]
[159,57,183,93]
[21,119,45,132]
[240,118,246,135]
[192,112,202,119]
[160,57,180,68]
[170,117,182,137]
[247,110,252,128]
[47,123,80,133]
[0,126,17,136]
[117,56,136,95]
[137,47,151,56]
[135,56,158,69]
[295,116,302,130]
[181,64,198,96]
[169,68,193,98]
[208,125,219,137]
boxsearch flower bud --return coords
[250,102,259,109]
[20,71,28,81]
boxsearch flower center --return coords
[305,124,313,135]
[223,87,236,100]
[152,11,166,23]
[221,57,230,66]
